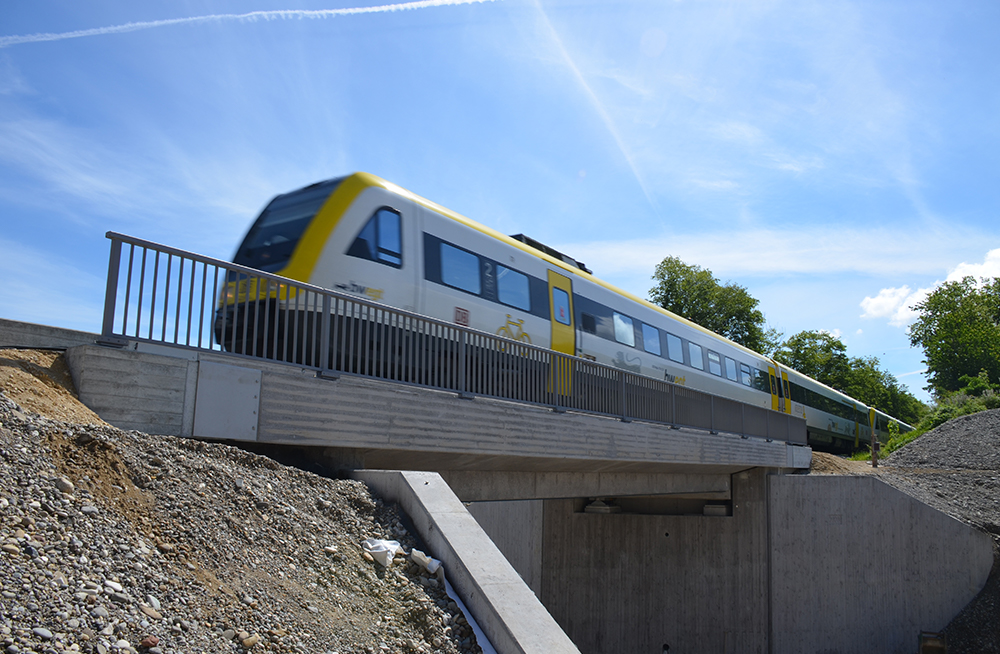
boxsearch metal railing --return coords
[101,232,806,444]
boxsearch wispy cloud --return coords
[0,0,495,49]
[561,225,986,282]
[0,58,31,95]
[0,237,104,331]
[860,248,1000,327]
[0,118,139,216]
[0,117,321,253]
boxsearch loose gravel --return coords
[0,353,483,654]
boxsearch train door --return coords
[768,365,781,412]
[548,270,575,394]
[780,371,792,415]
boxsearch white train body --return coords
[230,173,906,450]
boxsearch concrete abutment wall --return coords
[470,471,993,654]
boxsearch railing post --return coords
[552,353,566,413]
[98,237,128,347]
[620,371,631,423]
[101,237,122,337]
[671,385,677,428]
[710,395,716,434]
[316,296,336,380]
[458,330,471,399]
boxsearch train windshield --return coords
[233,178,343,272]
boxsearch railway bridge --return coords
[0,231,992,654]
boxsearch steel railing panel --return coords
[101,231,807,444]
[743,405,769,439]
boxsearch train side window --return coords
[641,323,661,356]
[708,350,723,376]
[753,369,770,392]
[613,312,635,346]
[346,208,402,268]
[740,363,753,387]
[581,313,597,334]
[440,242,481,295]
[666,333,684,363]
[688,342,704,370]
[497,266,530,311]
[552,288,571,325]
[725,357,738,381]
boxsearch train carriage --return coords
[219,172,910,452]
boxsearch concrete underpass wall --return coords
[769,475,993,654]
[470,472,993,654]
[470,469,768,654]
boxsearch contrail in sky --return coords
[530,0,658,214]
[0,0,494,49]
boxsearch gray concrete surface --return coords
[471,471,994,654]
[64,343,199,435]
[0,318,99,349]
[355,470,581,654]
[537,468,771,654]
[467,500,545,593]
[55,340,806,474]
[769,475,994,654]
[442,470,731,502]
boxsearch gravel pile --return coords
[880,409,1000,654]
[887,408,1000,471]
[0,387,483,654]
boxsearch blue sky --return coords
[1,0,998,403]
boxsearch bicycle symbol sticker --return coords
[496,315,532,343]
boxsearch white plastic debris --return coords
[409,548,441,574]
[444,577,497,654]
[361,539,403,567]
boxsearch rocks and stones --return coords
[0,372,482,654]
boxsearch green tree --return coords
[844,356,926,426]
[773,330,851,391]
[649,256,775,353]
[908,277,1000,394]
[774,330,927,426]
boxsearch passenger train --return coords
[223,172,910,452]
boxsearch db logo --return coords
[454,307,470,326]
